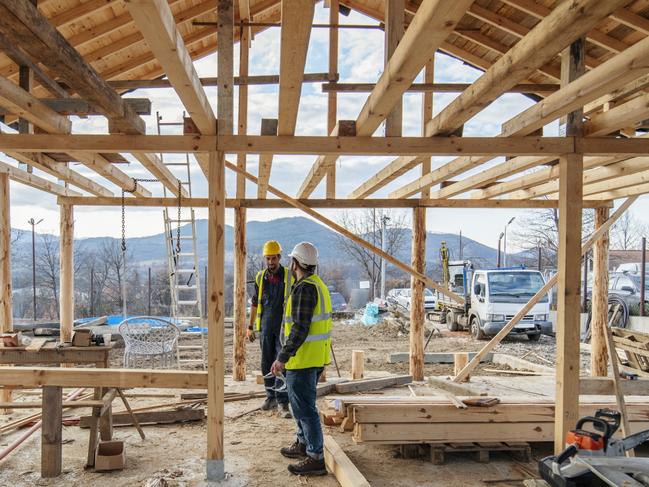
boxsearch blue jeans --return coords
[286,367,324,459]
[260,331,288,404]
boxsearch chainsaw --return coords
[539,409,649,487]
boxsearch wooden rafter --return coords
[297,0,473,198]
[584,93,649,136]
[257,0,315,198]
[0,159,81,197]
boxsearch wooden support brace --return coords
[351,350,364,380]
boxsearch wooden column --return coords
[351,350,364,379]
[0,173,12,407]
[384,0,404,136]
[59,204,73,343]
[325,0,339,199]
[41,385,63,478]
[232,8,250,382]
[207,0,232,478]
[591,207,610,376]
[554,39,585,454]
[409,206,426,381]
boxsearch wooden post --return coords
[454,353,469,382]
[409,207,426,381]
[232,6,249,382]
[0,173,11,333]
[325,0,338,199]
[384,0,404,137]
[591,207,610,376]
[41,385,62,478]
[59,204,73,344]
[351,350,364,380]
[554,39,585,454]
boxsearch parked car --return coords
[329,291,348,312]
[615,263,649,275]
[386,288,436,311]
[608,271,649,310]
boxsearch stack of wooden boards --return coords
[328,395,649,444]
[612,327,649,377]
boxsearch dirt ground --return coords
[0,321,568,486]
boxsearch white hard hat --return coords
[289,241,318,267]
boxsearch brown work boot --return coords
[280,440,307,459]
[278,402,292,419]
[287,456,327,476]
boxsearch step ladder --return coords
[158,112,206,370]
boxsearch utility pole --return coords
[459,230,463,260]
[27,218,43,321]
[380,215,389,299]
[497,232,504,268]
[538,245,542,271]
[641,237,646,317]
[148,267,152,316]
[503,216,516,267]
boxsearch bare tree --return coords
[335,209,407,299]
[37,233,59,319]
[610,211,647,250]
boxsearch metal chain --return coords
[120,178,160,253]
[176,179,182,254]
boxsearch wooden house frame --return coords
[1,0,649,480]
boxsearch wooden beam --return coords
[0,98,151,118]
[107,73,333,90]
[130,152,188,198]
[6,152,113,197]
[325,0,339,199]
[0,160,81,197]
[591,207,610,377]
[582,168,649,197]
[297,0,473,197]
[0,0,145,134]
[554,39,585,454]
[68,152,151,198]
[452,196,638,384]
[41,386,62,478]
[59,204,73,343]
[324,435,371,487]
[611,8,649,36]
[409,206,425,381]
[224,159,466,306]
[0,173,11,332]
[57,196,611,209]
[584,93,649,136]
[323,82,559,94]
[425,0,631,137]
[257,0,314,198]
[349,156,425,199]
[585,181,649,201]
[384,0,405,136]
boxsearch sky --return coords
[3,5,649,250]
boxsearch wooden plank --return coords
[323,435,371,487]
[351,350,364,380]
[0,367,207,389]
[0,98,151,117]
[584,93,649,137]
[0,173,11,335]
[0,0,145,134]
[554,39,585,455]
[25,338,49,352]
[297,0,473,197]
[58,196,611,210]
[322,82,559,94]
[107,73,333,90]
[384,0,404,136]
[453,197,638,383]
[41,386,62,478]
[59,204,73,344]
[605,325,634,456]
[0,160,81,197]
[591,207,610,377]
[425,0,630,137]
[0,400,104,409]
[224,159,466,305]
[257,0,315,198]
[79,408,205,427]
[334,375,412,394]
[389,352,493,364]
[410,207,425,381]
[325,0,339,199]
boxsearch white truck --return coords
[436,262,552,341]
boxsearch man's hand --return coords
[270,360,285,376]
[246,328,256,343]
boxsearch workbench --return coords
[0,341,114,477]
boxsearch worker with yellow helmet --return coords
[248,240,294,416]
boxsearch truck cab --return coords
[469,268,552,341]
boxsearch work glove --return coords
[246,327,256,343]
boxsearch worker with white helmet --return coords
[271,241,332,476]
[249,240,293,416]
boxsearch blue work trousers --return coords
[286,367,324,459]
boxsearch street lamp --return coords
[497,232,505,268]
[27,218,43,321]
[503,217,516,267]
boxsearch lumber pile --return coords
[327,395,649,445]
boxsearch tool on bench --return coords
[539,408,649,486]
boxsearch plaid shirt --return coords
[277,275,318,364]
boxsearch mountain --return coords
[10,216,500,272]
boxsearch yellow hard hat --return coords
[263,240,282,256]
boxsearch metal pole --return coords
[121,249,127,318]
[497,239,501,268]
[459,230,463,260]
[148,267,152,316]
[380,216,387,300]
[641,237,646,317]
[582,251,589,313]
[503,228,507,267]
[31,222,36,320]
[90,267,94,317]
[204,265,207,317]
[538,245,542,271]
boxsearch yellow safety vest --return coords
[254,266,292,332]
[283,274,332,370]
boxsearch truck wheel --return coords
[470,317,486,340]
[527,332,541,342]
[447,311,460,332]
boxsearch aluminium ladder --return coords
[158,112,206,369]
